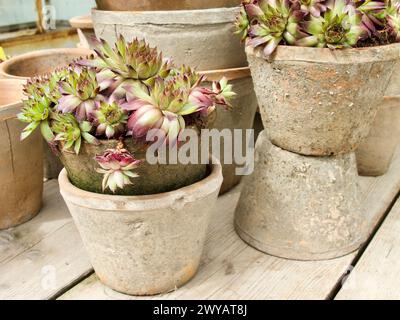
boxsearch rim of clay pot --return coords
[200,67,250,82]
[0,79,25,118]
[95,0,239,11]
[0,48,94,80]
[69,14,93,29]
[246,43,400,64]
[59,156,223,211]
[91,7,240,25]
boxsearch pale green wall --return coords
[0,0,95,27]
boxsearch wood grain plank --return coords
[0,181,92,300]
[335,197,400,300]
[59,148,400,300]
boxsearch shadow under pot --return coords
[246,44,400,156]
[0,47,94,180]
[59,158,223,296]
[0,79,43,230]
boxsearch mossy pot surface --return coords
[59,136,207,196]
[247,44,400,156]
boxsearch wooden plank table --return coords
[2,148,400,300]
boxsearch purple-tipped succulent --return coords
[79,35,172,102]
[123,68,235,144]
[237,0,305,57]
[95,143,142,193]
[58,68,103,121]
[93,101,128,139]
[296,0,364,48]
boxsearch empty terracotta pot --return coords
[202,67,258,194]
[59,159,223,295]
[247,44,400,156]
[0,48,93,180]
[356,96,400,176]
[92,7,246,70]
[0,79,43,230]
[96,0,239,11]
[235,130,364,261]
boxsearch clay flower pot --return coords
[59,159,223,295]
[0,79,43,230]
[60,137,208,196]
[0,48,93,180]
[92,7,246,70]
[96,0,239,11]
[202,67,258,194]
[246,44,400,156]
[356,96,400,176]
[235,130,364,261]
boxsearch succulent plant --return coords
[123,69,235,144]
[299,0,328,17]
[93,101,128,139]
[237,0,304,56]
[79,36,172,102]
[296,0,364,48]
[95,142,142,192]
[52,113,99,154]
[18,95,54,142]
[58,68,103,121]
[387,0,400,40]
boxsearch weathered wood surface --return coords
[0,181,91,300]
[336,197,400,300]
[59,148,400,300]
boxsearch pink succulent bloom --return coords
[95,144,142,192]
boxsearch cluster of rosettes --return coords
[18,36,235,152]
[236,0,400,56]
[18,36,235,192]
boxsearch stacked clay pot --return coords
[235,44,400,260]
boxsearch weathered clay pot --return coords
[96,0,239,11]
[356,96,400,176]
[0,79,43,230]
[59,135,208,196]
[59,159,223,295]
[0,47,93,179]
[385,61,400,96]
[202,67,258,194]
[92,7,246,70]
[69,15,96,49]
[235,130,365,261]
[247,44,400,156]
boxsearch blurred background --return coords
[0,0,95,55]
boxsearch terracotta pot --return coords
[59,159,223,295]
[385,61,400,96]
[0,48,93,179]
[202,67,258,194]
[91,7,246,70]
[235,130,364,261]
[96,0,239,11]
[0,79,43,230]
[247,44,400,156]
[59,134,208,196]
[356,96,400,176]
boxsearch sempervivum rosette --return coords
[58,68,103,121]
[95,142,142,192]
[123,67,235,144]
[79,35,172,102]
[92,101,128,139]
